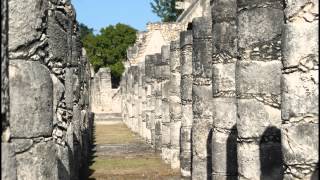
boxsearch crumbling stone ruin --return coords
[1,0,93,179]
[121,0,319,179]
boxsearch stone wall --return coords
[121,0,318,179]
[1,0,93,179]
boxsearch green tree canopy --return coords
[80,23,137,87]
[150,0,183,22]
[79,23,94,41]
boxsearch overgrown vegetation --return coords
[79,23,137,88]
[150,0,183,22]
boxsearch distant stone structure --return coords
[91,68,112,113]
[90,67,122,121]
[121,0,319,179]
[1,0,319,179]
[1,0,93,179]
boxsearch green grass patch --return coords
[94,124,139,144]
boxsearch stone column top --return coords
[192,17,212,38]
[180,31,193,47]
[97,67,111,74]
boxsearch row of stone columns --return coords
[1,0,93,179]
[121,0,318,179]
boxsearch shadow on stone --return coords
[57,158,69,180]
[67,143,74,179]
[259,126,283,180]
[311,167,319,180]
[81,113,97,180]
[206,128,213,180]
[226,125,238,180]
[73,135,81,180]
[86,123,97,179]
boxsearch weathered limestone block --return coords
[51,74,66,129]
[281,0,319,179]
[47,10,69,64]
[168,40,182,169]
[65,67,80,110]
[191,16,213,180]
[1,143,17,180]
[9,60,53,138]
[281,71,318,119]
[8,0,47,51]
[237,61,282,97]
[237,99,281,139]
[180,30,193,178]
[71,34,82,66]
[212,64,236,95]
[236,0,284,179]
[16,141,58,180]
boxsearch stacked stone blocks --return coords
[121,0,318,179]
[2,0,93,179]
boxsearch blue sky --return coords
[71,0,161,33]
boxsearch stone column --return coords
[236,0,284,179]
[98,68,112,113]
[138,62,147,138]
[137,63,142,136]
[180,30,193,178]
[127,67,134,130]
[154,53,163,151]
[211,0,238,179]
[144,55,155,144]
[132,66,140,133]
[160,46,171,163]
[169,40,182,169]
[191,17,213,180]
[122,72,129,125]
[1,0,17,178]
[92,73,100,112]
[148,54,157,148]
[281,0,319,179]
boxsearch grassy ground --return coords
[94,124,139,144]
[88,123,180,180]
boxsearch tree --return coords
[150,0,183,22]
[78,23,94,41]
[80,23,137,88]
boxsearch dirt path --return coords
[88,122,180,180]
